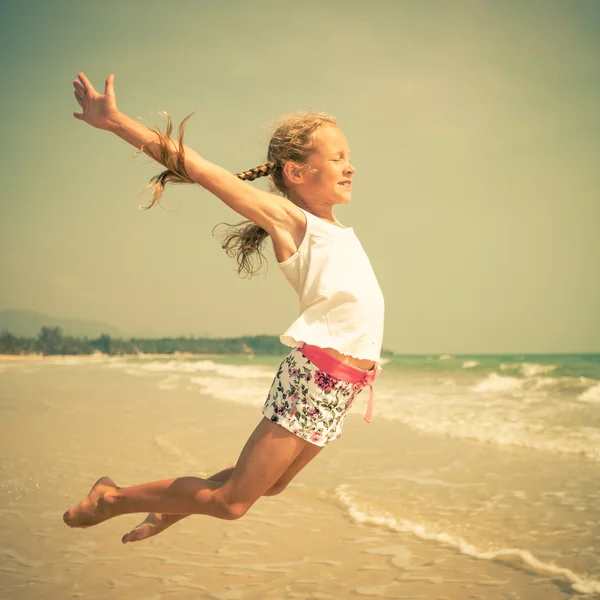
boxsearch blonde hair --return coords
[140,111,337,278]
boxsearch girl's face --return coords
[292,126,356,205]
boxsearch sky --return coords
[0,0,599,354]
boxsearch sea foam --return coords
[500,362,557,377]
[334,484,600,596]
[579,384,600,404]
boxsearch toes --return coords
[63,508,81,527]
[122,526,145,544]
[121,528,136,544]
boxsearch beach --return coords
[1,353,599,599]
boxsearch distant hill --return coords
[0,309,123,338]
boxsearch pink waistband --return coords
[299,343,381,423]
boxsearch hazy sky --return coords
[1,0,599,353]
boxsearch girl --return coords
[64,72,385,544]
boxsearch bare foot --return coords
[122,512,188,544]
[63,476,119,528]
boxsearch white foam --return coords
[45,354,109,366]
[470,372,590,396]
[136,359,272,379]
[188,375,269,407]
[462,360,479,369]
[522,363,558,377]
[106,356,276,408]
[370,386,600,461]
[579,384,600,404]
[471,373,523,393]
[500,362,557,377]
[335,485,600,596]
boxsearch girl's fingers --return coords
[73,90,83,106]
[73,80,86,95]
[77,71,96,95]
[104,73,115,96]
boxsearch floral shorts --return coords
[262,347,365,447]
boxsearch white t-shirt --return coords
[278,207,385,362]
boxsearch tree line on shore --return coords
[0,326,395,357]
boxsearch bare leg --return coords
[62,474,226,527]
[121,467,234,544]
[63,418,309,529]
[122,437,324,544]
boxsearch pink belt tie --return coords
[356,368,379,423]
[300,344,382,423]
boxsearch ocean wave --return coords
[45,355,110,366]
[372,389,600,462]
[103,356,275,406]
[470,372,592,395]
[462,360,479,369]
[334,485,600,596]
[500,362,557,377]
[134,359,272,379]
[106,358,273,382]
[471,373,523,393]
[188,375,269,407]
[579,384,600,404]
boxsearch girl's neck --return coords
[291,197,337,226]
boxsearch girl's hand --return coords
[72,72,119,131]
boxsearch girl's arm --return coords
[73,72,291,234]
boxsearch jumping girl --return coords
[63,72,385,544]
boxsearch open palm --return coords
[72,72,119,131]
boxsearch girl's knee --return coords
[263,482,287,497]
[222,502,249,520]
[213,490,252,520]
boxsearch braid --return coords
[235,162,276,181]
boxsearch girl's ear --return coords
[283,161,304,184]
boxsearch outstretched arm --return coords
[72,72,290,233]
[73,73,219,184]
